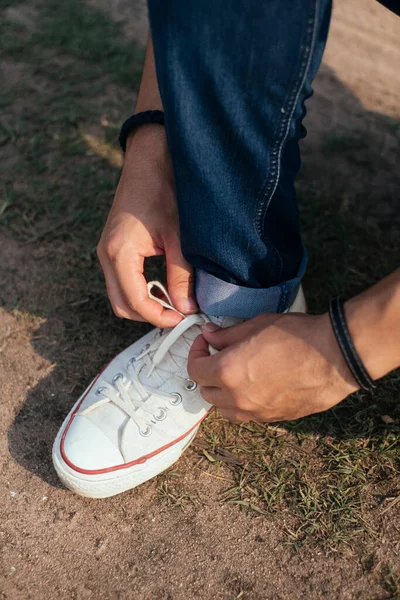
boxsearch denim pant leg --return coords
[148,0,332,318]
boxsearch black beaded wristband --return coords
[328,297,377,392]
[118,110,165,152]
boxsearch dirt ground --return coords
[1,1,399,599]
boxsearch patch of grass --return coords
[196,408,399,550]
[1,0,144,275]
[37,0,144,87]
[156,471,202,511]
[0,0,147,378]
[323,132,370,154]
[0,0,144,86]
[382,566,400,600]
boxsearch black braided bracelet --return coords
[328,297,377,391]
[118,110,165,152]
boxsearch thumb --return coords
[165,237,198,315]
[202,320,254,350]
[203,312,283,349]
[187,334,212,384]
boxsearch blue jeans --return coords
[148,0,332,318]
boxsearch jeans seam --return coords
[253,0,319,281]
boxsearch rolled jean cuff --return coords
[195,249,307,319]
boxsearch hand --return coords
[97,125,197,328]
[187,312,358,422]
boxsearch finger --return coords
[165,237,198,315]
[199,385,224,405]
[200,386,251,413]
[200,385,240,409]
[187,334,219,386]
[100,255,146,321]
[113,249,183,328]
[219,409,252,423]
[202,319,255,350]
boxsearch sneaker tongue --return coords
[136,320,203,389]
[137,314,243,390]
[208,315,244,328]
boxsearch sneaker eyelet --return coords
[139,425,152,437]
[95,386,106,396]
[184,378,197,391]
[170,392,182,406]
[154,408,167,421]
[141,343,150,353]
[112,373,124,383]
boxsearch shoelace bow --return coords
[79,282,209,435]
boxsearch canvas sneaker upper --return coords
[59,282,239,474]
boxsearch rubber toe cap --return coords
[61,416,124,471]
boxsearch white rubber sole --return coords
[52,424,199,499]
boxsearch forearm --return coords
[135,34,163,113]
[345,269,400,381]
[125,34,167,167]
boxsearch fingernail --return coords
[203,322,220,333]
[182,297,198,313]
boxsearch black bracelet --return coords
[328,297,377,391]
[118,110,165,152]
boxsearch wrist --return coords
[134,94,163,114]
[123,123,169,165]
[344,277,400,380]
[318,312,360,396]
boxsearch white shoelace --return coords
[79,282,209,436]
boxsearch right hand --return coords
[97,125,197,328]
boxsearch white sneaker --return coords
[52,282,306,498]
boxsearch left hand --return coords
[187,312,359,422]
